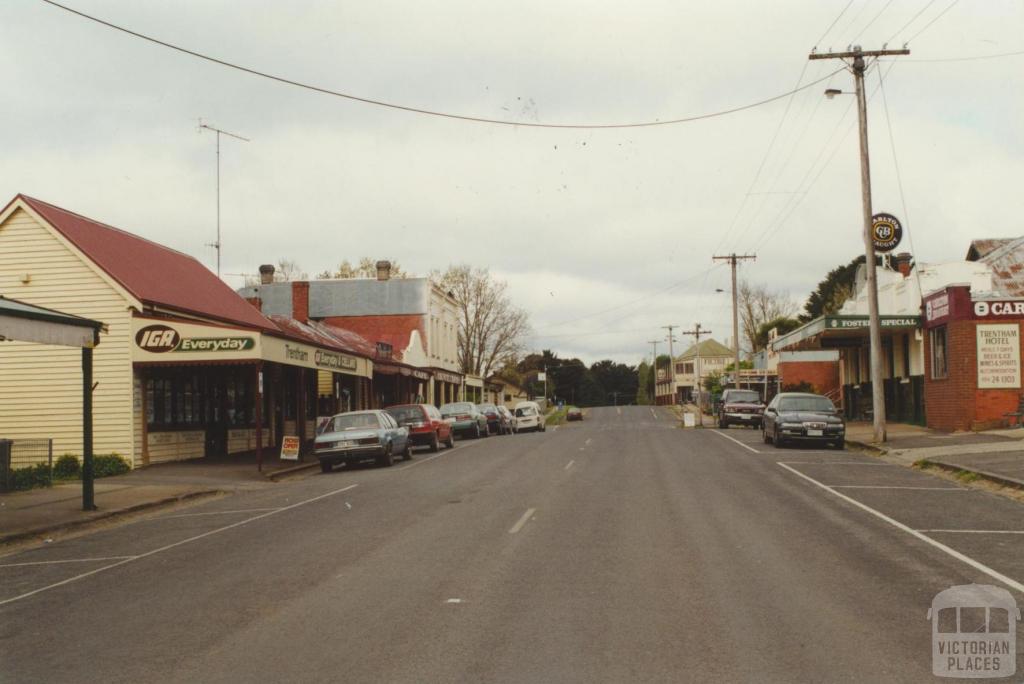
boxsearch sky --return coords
[2,0,1022,366]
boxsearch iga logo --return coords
[135,325,181,353]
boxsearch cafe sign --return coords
[977,324,1020,389]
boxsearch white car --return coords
[513,401,547,433]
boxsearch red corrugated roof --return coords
[12,194,275,331]
[268,316,376,358]
[321,315,427,358]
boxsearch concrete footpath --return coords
[0,454,319,546]
[846,421,1024,489]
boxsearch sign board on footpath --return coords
[280,436,300,461]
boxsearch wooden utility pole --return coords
[809,45,908,443]
[681,324,711,426]
[712,254,755,388]
[662,325,678,404]
[647,340,659,405]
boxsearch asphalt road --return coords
[2,406,1023,682]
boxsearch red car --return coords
[385,403,455,452]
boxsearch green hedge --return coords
[54,454,81,480]
[92,454,130,478]
[6,463,53,491]
[11,453,131,491]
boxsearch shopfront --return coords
[132,316,372,464]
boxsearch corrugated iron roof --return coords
[320,314,427,357]
[677,338,734,360]
[268,316,376,358]
[12,195,275,331]
[978,236,1024,298]
[966,238,1015,261]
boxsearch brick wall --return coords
[777,360,840,396]
[925,318,1024,431]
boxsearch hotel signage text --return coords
[976,324,1021,389]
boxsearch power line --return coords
[905,0,961,44]
[815,0,856,48]
[886,0,939,45]
[854,0,897,43]
[40,0,845,131]
[899,49,1024,63]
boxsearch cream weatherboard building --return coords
[0,195,375,468]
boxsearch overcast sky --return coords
[3,1,1022,365]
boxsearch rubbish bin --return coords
[0,439,12,492]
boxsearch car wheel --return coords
[403,440,413,461]
[762,427,771,444]
[445,431,455,448]
[319,460,333,474]
[773,428,785,449]
[430,432,440,453]
[377,443,394,467]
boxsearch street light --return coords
[824,88,845,99]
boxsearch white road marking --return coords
[585,438,592,446]
[777,462,1024,594]
[564,460,575,471]
[650,408,657,419]
[0,483,360,607]
[0,555,136,568]
[710,429,760,453]
[918,530,1024,535]
[830,485,965,491]
[617,407,622,416]
[780,461,894,467]
[162,507,280,519]
[445,598,463,604]
[508,508,537,535]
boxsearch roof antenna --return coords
[198,119,250,278]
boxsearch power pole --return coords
[199,119,250,278]
[809,45,908,443]
[681,324,711,427]
[662,325,678,404]
[647,340,659,405]
[712,254,756,388]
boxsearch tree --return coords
[738,280,798,354]
[636,361,652,405]
[801,255,867,322]
[435,265,531,379]
[754,316,803,351]
[317,257,409,279]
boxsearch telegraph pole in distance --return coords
[199,119,250,278]
[809,45,908,443]
[647,340,659,405]
[712,254,755,388]
[681,324,711,427]
[662,325,678,404]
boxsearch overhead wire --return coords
[853,0,897,43]
[900,49,1024,63]
[40,0,845,130]
[886,0,939,45]
[904,0,962,44]
[815,0,857,48]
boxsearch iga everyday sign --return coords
[976,324,1020,389]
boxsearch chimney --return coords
[375,260,392,281]
[259,264,275,285]
[292,281,310,321]
[892,252,913,278]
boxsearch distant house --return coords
[239,262,463,407]
[672,339,734,403]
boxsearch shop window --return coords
[930,326,948,380]
[226,375,251,426]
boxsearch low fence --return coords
[0,438,53,491]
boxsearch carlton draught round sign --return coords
[871,212,903,253]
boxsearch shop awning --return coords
[771,315,921,352]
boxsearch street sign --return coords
[871,212,903,253]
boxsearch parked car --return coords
[717,389,765,429]
[440,401,489,438]
[761,392,845,449]
[513,401,547,433]
[497,405,516,433]
[477,403,512,435]
[385,403,455,452]
[566,406,583,421]
[315,410,411,472]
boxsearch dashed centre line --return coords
[508,508,537,535]
[564,460,575,471]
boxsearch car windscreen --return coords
[478,404,497,412]
[441,403,474,414]
[329,413,381,431]
[515,406,536,417]
[726,391,761,404]
[386,406,424,424]
[778,396,835,413]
